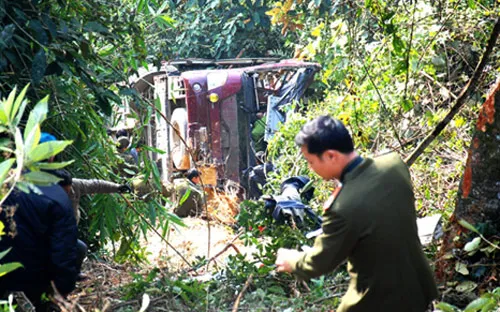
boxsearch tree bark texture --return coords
[435,79,500,283]
[455,79,500,229]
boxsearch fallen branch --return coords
[405,16,500,167]
[232,274,254,312]
[206,229,244,269]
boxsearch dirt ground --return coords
[71,191,257,311]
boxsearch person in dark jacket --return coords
[0,182,78,308]
[54,169,130,280]
[275,116,438,312]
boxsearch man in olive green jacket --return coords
[275,116,438,312]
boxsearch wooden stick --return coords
[232,274,254,312]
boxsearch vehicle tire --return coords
[170,107,190,170]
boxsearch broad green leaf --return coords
[463,297,491,312]
[141,145,165,155]
[0,158,15,184]
[402,99,413,112]
[123,168,136,176]
[151,162,162,189]
[467,0,476,9]
[23,171,61,186]
[15,181,31,194]
[0,87,16,124]
[24,125,41,156]
[27,140,72,163]
[137,0,146,13]
[11,84,29,121]
[166,212,186,227]
[24,96,48,142]
[84,21,108,34]
[31,49,47,85]
[32,160,75,170]
[492,287,500,296]
[464,237,481,253]
[154,14,175,28]
[480,299,497,312]
[12,92,29,128]
[458,219,480,234]
[456,281,477,293]
[0,247,11,260]
[97,45,114,57]
[455,262,469,275]
[435,302,459,312]
[179,188,191,205]
[0,262,23,277]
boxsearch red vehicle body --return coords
[128,58,320,193]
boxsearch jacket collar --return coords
[342,156,372,183]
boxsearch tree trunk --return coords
[455,79,500,228]
[436,79,500,283]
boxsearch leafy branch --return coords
[405,16,500,166]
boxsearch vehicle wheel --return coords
[170,107,190,170]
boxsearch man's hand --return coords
[118,184,132,193]
[275,248,302,273]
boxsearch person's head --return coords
[52,169,72,194]
[116,129,128,139]
[39,132,57,144]
[295,116,356,180]
[116,136,130,152]
[185,168,201,184]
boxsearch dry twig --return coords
[232,274,254,312]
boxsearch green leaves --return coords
[23,171,61,186]
[435,302,459,312]
[32,49,47,85]
[0,247,23,277]
[0,159,15,185]
[0,261,23,277]
[0,84,29,127]
[463,297,494,312]
[458,219,480,234]
[463,237,481,255]
[154,14,176,28]
[27,140,73,164]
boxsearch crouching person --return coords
[53,170,131,281]
[0,174,78,309]
[173,169,205,217]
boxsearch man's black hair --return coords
[52,169,72,187]
[294,115,354,156]
[116,129,128,138]
[185,168,200,181]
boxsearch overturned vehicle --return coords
[128,58,320,197]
